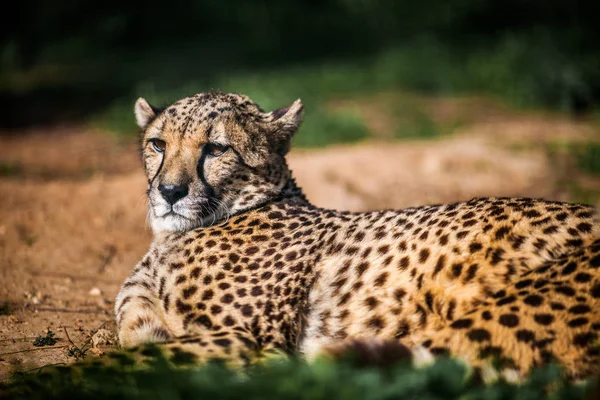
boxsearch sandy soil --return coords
[0,103,598,379]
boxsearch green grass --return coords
[572,142,600,176]
[96,62,379,147]
[388,99,463,141]
[32,331,59,348]
[0,161,22,177]
[565,142,600,204]
[296,109,369,147]
[2,355,594,400]
[543,141,600,204]
[95,34,598,147]
[565,183,600,206]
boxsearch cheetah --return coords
[114,91,600,378]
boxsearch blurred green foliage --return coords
[541,140,600,204]
[96,37,595,146]
[573,143,600,176]
[1,0,599,144]
[3,354,595,400]
[0,161,22,177]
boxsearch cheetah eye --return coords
[205,143,229,157]
[149,138,166,153]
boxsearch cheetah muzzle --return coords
[114,91,600,380]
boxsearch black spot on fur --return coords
[467,329,491,342]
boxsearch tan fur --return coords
[114,91,600,377]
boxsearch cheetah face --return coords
[134,92,303,233]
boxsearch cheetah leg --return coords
[415,238,600,379]
[41,329,269,373]
[315,337,415,368]
[136,327,277,368]
[115,271,171,348]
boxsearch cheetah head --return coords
[134,92,304,233]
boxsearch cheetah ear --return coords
[269,98,304,137]
[134,98,161,129]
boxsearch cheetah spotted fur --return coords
[114,91,600,378]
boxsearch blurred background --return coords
[1,0,600,375]
[1,1,599,129]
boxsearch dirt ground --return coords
[1,98,599,380]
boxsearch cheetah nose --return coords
[158,184,189,205]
